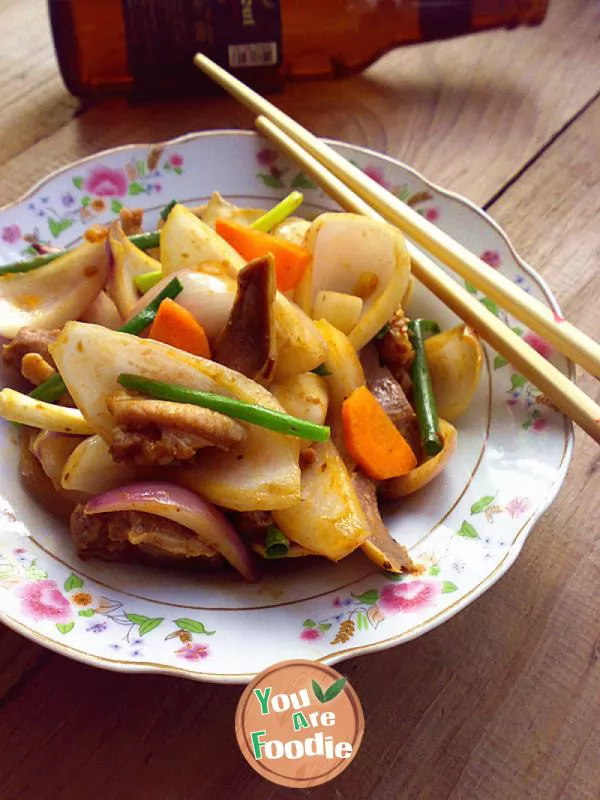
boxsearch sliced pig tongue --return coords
[360,343,421,457]
[213,255,276,380]
[352,470,415,573]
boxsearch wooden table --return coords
[1,1,599,798]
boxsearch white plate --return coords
[0,131,572,682]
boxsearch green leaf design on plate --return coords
[323,677,347,703]
[470,495,495,515]
[56,622,74,635]
[48,218,61,238]
[128,181,145,196]
[464,280,478,295]
[111,199,123,214]
[256,172,284,189]
[303,618,317,628]
[480,297,499,316]
[457,520,479,539]
[81,196,90,207]
[138,617,163,637]
[290,171,315,189]
[64,573,84,592]
[72,176,84,190]
[351,589,379,605]
[126,613,149,625]
[318,623,332,632]
[429,565,441,576]
[78,609,95,617]
[26,561,47,580]
[510,373,527,390]
[136,159,146,177]
[494,355,508,370]
[356,611,367,630]
[174,167,183,175]
[511,326,524,336]
[441,581,458,594]
[383,571,405,582]
[175,618,215,635]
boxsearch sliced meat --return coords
[20,352,55,385]
[375,306,414,393]
[70,506,224,569]
[213,255,276,380]
[352,471,415,573]
[119,207,144,237]
[233,510,274,537]
[360,342,420,457]
[107,392,246,467]
[2,327,60,371]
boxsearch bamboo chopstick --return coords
[253,115,600,444]
[194,52,600,380]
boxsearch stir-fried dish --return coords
[0,191,483,581]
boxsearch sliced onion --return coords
[0,240,108,337]
[84,481,257,581]
[81,290,123,330]
[127,268,236,339]
[32,430,83,491]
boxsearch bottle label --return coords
[122,0,282,95]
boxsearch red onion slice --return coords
[85,481,257,581]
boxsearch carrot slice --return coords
[148,298,211,359]
[342,385,417,480]
[215,217,310,292]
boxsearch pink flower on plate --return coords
[363,165,390,190]
[523,331,552,360]
[2,224,21,243]
[532,417,548,432]
[16,579,72,623]
[379,580,440,615]
[169,153,184,167]
[175,643,210,661]
[300,628,322,642]
[505,496,530,518]
[481,249,501,268]
[84,166,128,197]
[256,147,278,166]
[425,207,440,223]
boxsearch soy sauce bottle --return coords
[48,0,550,98]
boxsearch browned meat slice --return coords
[233,510,274,536]
[360,342,420,457]
[352,471,415,573]
[213,255,276,380]
[70,506,224,569]
[20,353,56,385]
[375,306,414,393]
[107,392,246,467]
[119,207,144,236]
[2,327,60,371]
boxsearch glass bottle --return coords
[48,0,550,98]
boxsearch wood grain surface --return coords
[0,0,599,798]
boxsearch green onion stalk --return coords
[407,319,443,457]
[117,373,330,443]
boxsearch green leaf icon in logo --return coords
[312,677,347,704]
[312,679,325,703]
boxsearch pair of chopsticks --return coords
[194,54,600,445]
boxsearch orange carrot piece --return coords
[342,385,417,480]
[215,217,310,292]
[148,298,211,359]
